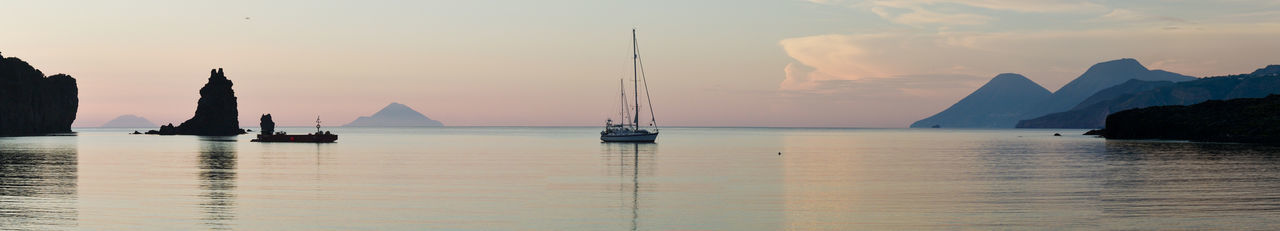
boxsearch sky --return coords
[2,0,1279,128]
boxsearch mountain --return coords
[1016,79,1175,128]
[1019,68,1280,128]
[147,68,246,135]
[1019,58,1196,119]
[344,102,444,127]
[1251,65,1280,76]
[0,52,78,136]
[910,73,1050,128]
[1096,94,1280,144]
[100,114,157,128]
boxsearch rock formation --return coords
[910,73,1050,128]
[344,102,444,127]
[1096,94,1280,144]
[148,68,246,135]
[0,52,79,136]
[100,114,158,128]
[259,114,275,135]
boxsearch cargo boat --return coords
[251,115,338,143]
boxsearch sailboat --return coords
[601,29,659,143]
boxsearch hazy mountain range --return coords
[1019,65,1280,128]
[912,58,1199,128]
[916,57,1280,128]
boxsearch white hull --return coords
[601,132,658,142]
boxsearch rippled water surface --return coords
[3,127,1280,230]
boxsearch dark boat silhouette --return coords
[251,115,337,143]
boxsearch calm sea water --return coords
[3,127,1280,230]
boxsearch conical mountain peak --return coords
[345,102,443,127]
[910,73,1050,128]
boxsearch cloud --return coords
[1093,8,1190,24]
[810,0,1108,26]
[871,5,993,26]
[768,73,987,127]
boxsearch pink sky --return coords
[3,1,1278,128]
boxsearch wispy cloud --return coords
[809,0,1108,26]
[780,24,1280,92]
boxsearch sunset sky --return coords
[3,0,1279,127]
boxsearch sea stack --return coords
[0,52,79,136]
[259,114,275,135]
[151,68,245,135]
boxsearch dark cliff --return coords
[150,68,245,135]
[0,53,78,136]
[1098,94,1280,144]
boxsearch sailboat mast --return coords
[632,29,640,129]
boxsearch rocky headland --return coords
[1093,94,1280,144]
[0,52,78,136]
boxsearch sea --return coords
[2,127,1280,230]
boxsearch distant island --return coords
[344,102,443,127]
[1091,94,1280,144]
[100,114,157,128]
[146,68,246,135]
[911,73,1049,128]
[913,58,1194,128]
[0,52,78,136]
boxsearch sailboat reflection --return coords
[602,143,656,231]
[198,139,237,230]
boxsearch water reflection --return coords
[198,139,237,230]
[1098,141,1280,229]
[601,143,656,231]
[0,138,78,229]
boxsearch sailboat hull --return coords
[601,132,658,142]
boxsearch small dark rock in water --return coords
[145,123,179,135]
[131,130,142,134]
[1083,129,1104,136]
[0,52,78,136]
[1053,133,1062,136]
